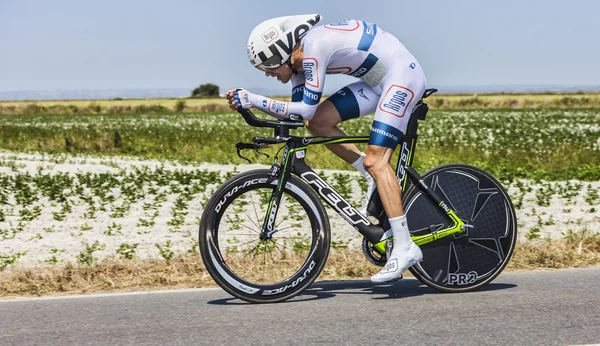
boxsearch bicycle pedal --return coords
[389,274,403,282]
[373,274,403,284]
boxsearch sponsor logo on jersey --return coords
[303,87,321,105]
[241,93,251,107]
[268,100,288,115]
[357,88,369,100]
[261,27,279,43]
[324,20,360,31]
[291,84,305,102]
[350,67,369,78]
[292,84,304,96]
[349,54,378,78]
[303,58,319,88]
[370,126,398,143]
[379,85,415,118]
[364,21,376,36]
[357,21,377,51]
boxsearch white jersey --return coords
[250,19,426,148]
[301,20,414,93]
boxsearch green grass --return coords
[3,93,600,114]
[0,109,598,181]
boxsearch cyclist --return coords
[226,14,426,283]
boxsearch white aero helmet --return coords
[247,14,322,71]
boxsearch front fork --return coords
[372,166,466,253]
[259,145,294,240]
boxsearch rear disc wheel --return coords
[403,164,517,292]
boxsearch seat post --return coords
[405,102,428,138]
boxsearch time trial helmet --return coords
[247,14,322,71]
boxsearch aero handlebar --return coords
[237,108,304,129]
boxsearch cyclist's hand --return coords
[227,88,255,110]
[225,89,237,110]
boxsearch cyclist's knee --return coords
[363,154,389,177]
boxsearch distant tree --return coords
[191,83,220,98]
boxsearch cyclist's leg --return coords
[366,61,426,283]
[308,82,379,214]
[306,81,377,164]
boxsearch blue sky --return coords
[1,0,599,95]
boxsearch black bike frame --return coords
[256,97,462,250]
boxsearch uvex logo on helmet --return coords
[248,14,322,70]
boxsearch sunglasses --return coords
[257,54,291,72]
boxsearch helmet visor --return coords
[257,54,287,71]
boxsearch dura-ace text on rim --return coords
[199,170,331,303]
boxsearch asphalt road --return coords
[1,268,599,346]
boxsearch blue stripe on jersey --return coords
[357,21,377,51]
[292,83,305,102]
[350,53,379,78]
[303,87,322,105]
[327,87,360,121]
[369,120,403,149]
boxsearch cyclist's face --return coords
[263,42,303,84]
[264,64,293,84]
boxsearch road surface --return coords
[1,267,599,345]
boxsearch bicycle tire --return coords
[403,164,517,292]
[199,169,330,303]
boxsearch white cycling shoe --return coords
[371,241,423,283]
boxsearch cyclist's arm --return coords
[290,71,305,102]
[249,40,329,120]
[242,72,307,119]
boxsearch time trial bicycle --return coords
[199,88,517,303]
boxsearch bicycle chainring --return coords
[362,237,387,267]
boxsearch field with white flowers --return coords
[0,107,598,295]
[0,151,598,270]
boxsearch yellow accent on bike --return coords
[373,210,464,253]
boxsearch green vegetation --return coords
[3,93,600,115]
[190,83,220,98]
[0,108,597,181]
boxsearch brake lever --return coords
[236,142,270,163]
[254,146,270,159]
[237,150,251,164]
[236,142,252,163]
